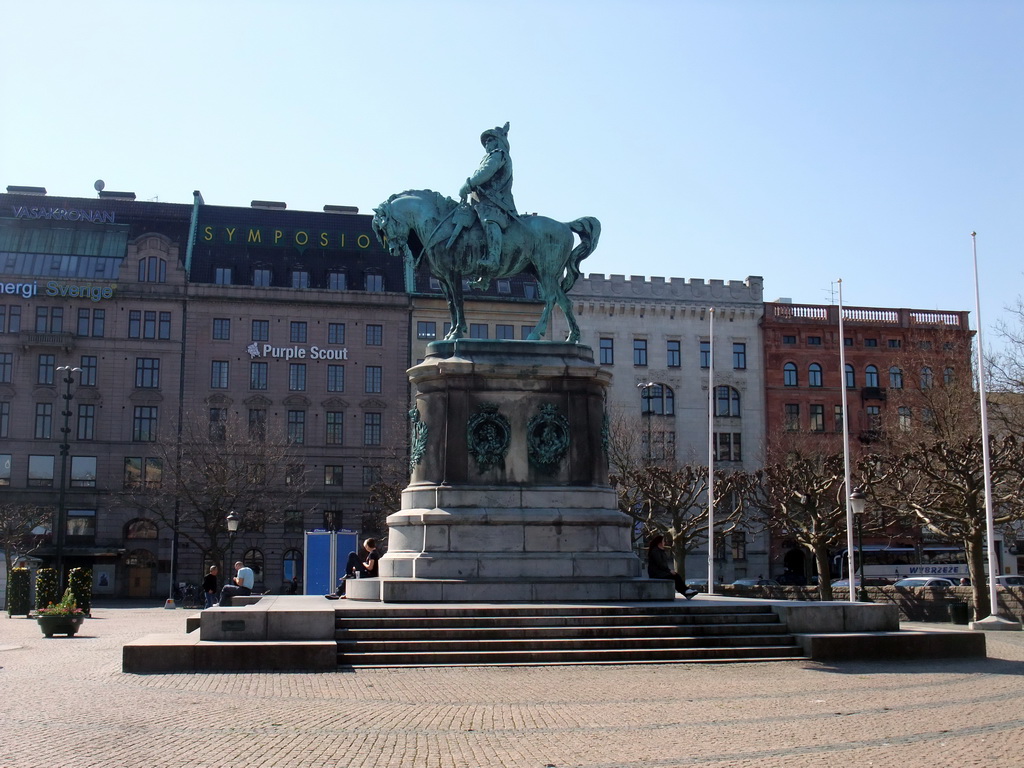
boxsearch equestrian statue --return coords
[371,123,600,343]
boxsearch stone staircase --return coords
[336,603,807,667]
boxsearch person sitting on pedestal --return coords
[219,561,254,607]
[647,534,698,599]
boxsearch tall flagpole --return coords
[838,280,857,603]
[970,233,1020,629]
[707,308,716,595]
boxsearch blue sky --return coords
[3,1,1022,347]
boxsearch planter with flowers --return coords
[35,587,86,637]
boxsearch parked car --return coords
[992,575,1024,587]
[892,577,955,588]
[830,578,860,587]
[730,578,781,587]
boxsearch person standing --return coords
[202,565,219,609]
[362,539,381,578]
[218,560,254,607]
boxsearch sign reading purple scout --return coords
[247,343,349,361]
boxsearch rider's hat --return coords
[480,122,510,151]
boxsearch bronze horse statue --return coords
[372,189,600,342]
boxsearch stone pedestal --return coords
[346,340,673,602]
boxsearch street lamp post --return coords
[850,487,868,602]
[226,510,241,581]
[54,365,81,590]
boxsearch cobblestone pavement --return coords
[2,602,1023,768]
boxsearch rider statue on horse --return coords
[451,122,517,284]
[372,123,600,343]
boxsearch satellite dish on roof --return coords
[94,180,105,192]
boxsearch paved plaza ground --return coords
[1,599,1022,768]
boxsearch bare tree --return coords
[0,503,52,608]
[120,409,312,574]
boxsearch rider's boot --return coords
[472,222,502,289]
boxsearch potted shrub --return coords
[35,567,59,614]
[68,567,93,616]
[35,587,86,637]
[7,567,31,617]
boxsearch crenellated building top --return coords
[571,274,764,304]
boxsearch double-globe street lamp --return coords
[54,365,82,590]
[225,510,241,583]
[850,486,869,602]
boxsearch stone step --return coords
[339,645,805,667]
[339,633,798,654]
[336,612,782,630]
[333,604,773,619]
[337,622,793,641]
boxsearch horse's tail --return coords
[562,216,601,293]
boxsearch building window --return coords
[285,463,304,486]
[888,339,901,349]
[326,412,344,445]
[70,456,97,487]
[248,409,267,441]
[135,358,160,389]
[944,367,955,386]
[35,403,53,439]
[889,366,903,389]
[782,335,796,345]
[0,352,11,383]
[784,404,800,431]
[210,361,229,389]
[920,367,934,389]
[732,343,746,370]
[0,305,22,333]
[287,410,305,444]
[866,405,881,430]
[715,432,742,462]
[77,308,90,336]
[806,336,822,346]
[159,312,171,339]
[209,408,227,442]
[0,453,10,484]
[599,338,614,365]
[731,532,747,560]
[253,268,272,287]
[289,363,306,391]
[139,256,167,283]
[808,363,823,388]
[0,403,9,438]
[783,362,798,387]
[865,338,878,347]
[133,407,158,442]
[76,404,95,441]
[699,341,711,368]
[212,318,231,340]
[124,457,162,488]
[898,406,912,432]
[520,325,535,340]
[38,354,56,385]
[497,279,511,294]
[215,267,232,285]
[328,272,347,290]
[290,322,307,343]
[66,509,96,539]
[328,323,346,344]
[834,405,845,432]
[362,465,380,487]
[365,273,384,292]
[865,365,879,388]
[666,340,681,368]
[28,454,55,487]
[365,366,383,393]
[417,321,437,340]
[845,364,855,389]
[291,270,310,289]
[364,412,382,446]
[252,320,269,342]
[715,386,741,417]
[523,282,537,299]
[469,323,489,339]
[633,339,648,367]
[641,384,674,416]
[250,362,268,390]
[324,465,344,486]
[327,364,345,392]
[844,337,853,346]
[496,324,515,340]
[366,324,383,346]
[809,404,825,432]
